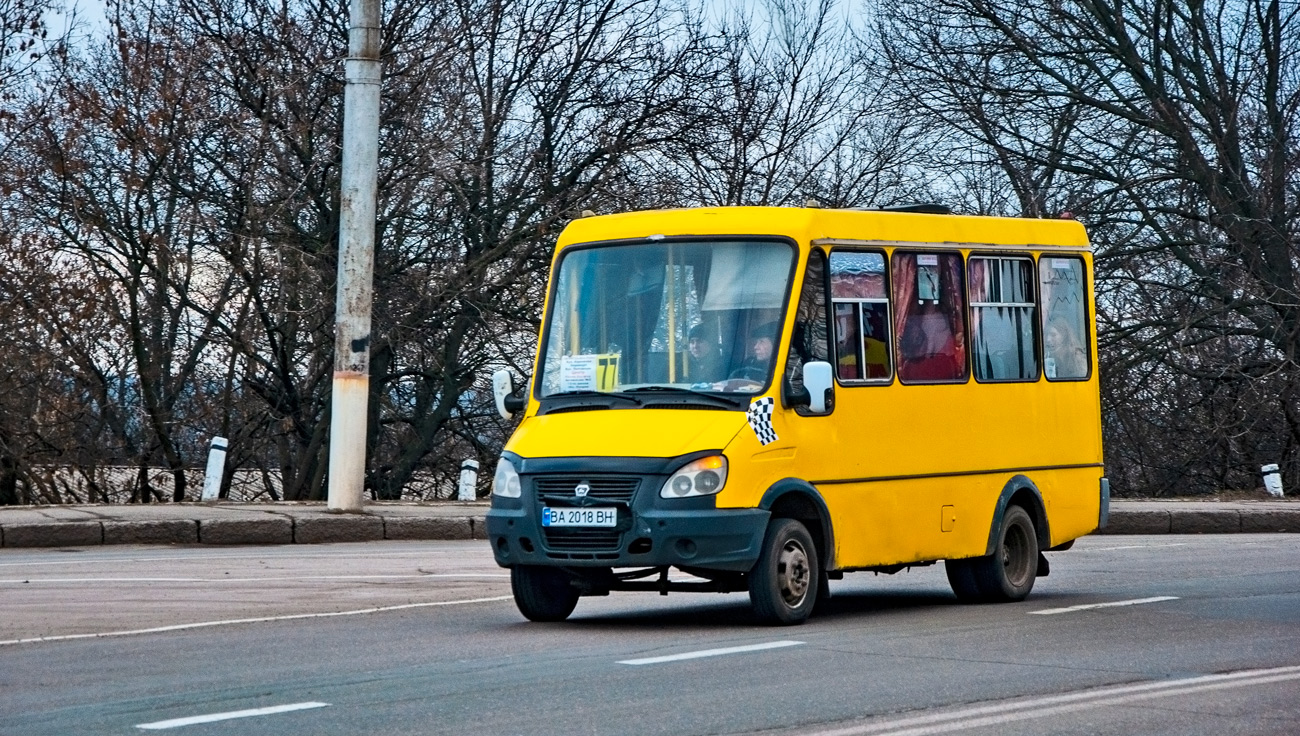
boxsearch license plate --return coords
[541,507,617,527]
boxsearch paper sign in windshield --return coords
[559,355,599,392]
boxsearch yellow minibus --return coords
[487,205,1107,625]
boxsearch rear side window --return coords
[829,251,892,382]
[892,252,968,383]
[969,256,1038,382]
[1039,256,1090,380]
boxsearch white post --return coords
[327,0,382,512]
[200,437,228,502]
[1262,464,1284,497]
[458,460,480,501]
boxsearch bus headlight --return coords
[492,457,522,498]
[660,456,727,498]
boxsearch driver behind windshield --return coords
[728,322,779,383]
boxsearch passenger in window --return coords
[862,306,890,378]
[900,311,962,380]
[1044,319,1087,379]
[834,304,861,379]
[687,323,724,382]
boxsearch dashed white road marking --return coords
[799,665,1300,736]
[1029,596,1179,615]
[1076,543,1188,552]
[0,595,512,647]
[136,701,329,730]
[618,640,803,665]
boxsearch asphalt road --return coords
[1,535,1297,735]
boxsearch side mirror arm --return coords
[783,379,811,408]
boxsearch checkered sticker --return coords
[747,396,778,446]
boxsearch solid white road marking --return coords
[618,640,803,665]
[0,574,508,584]
[0,595,513,647]
[1029,596,1179,615]
[136,701,329,730]
[800,665,1300,736]
[0,546,482,568]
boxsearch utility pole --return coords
[328,0,381,511]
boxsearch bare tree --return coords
[879,0,1300,493]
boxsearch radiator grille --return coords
[534,476,639,502]
[534,475,640,552]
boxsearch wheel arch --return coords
[985,474,1050,555]
[758,478,835,571]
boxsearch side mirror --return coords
[491,369,527,419]
[802,361,833,414]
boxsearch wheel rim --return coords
[776,539,811,607]
[1000,521,1032,587]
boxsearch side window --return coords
[785,250,831,407]
[1039,256,1091,380]
[969,256,1038,382]
[829,250,892,382]
[892,252,968,383]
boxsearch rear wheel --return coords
[748,518,819,625]
[511,566,579,622]
[972,505,1038,602]
[947,506,1039,603]
[944,558,985,602]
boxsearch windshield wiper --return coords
[544,391,642,407]
[621,386,745,409]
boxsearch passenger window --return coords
[829,251,891,382]
[1039,256,1091,380]
[785,250,831,410]
[892,252,968,383]
[969,256,1038,382]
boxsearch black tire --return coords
[969,505,1039,602]
[511,566,579,622]
[815,568,832,611]
[944,558,986,602]
[749,518,819,625]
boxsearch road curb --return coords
[103,520,199,545]
[294,515,385,544]
[383,516,475,540]
[1097,509,1170,534]
[3,522,104,548]
[198,518,294,545]
[1,503,1298,548]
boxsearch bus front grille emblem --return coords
[574,482,590,498]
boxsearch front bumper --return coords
[486,452,769,572]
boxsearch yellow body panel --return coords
[508,409,746,459]
[505,206,1104,570]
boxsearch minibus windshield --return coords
[537,239,795,401]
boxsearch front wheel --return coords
[748,518,819,625]
[511,566,579,622]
